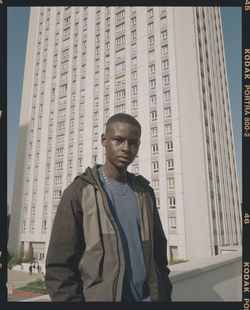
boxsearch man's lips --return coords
[117,156,131,162]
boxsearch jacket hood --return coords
[75,164,150,189]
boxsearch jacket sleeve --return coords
[45,183,85,301]
[149,187,173,301]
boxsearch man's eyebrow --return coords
[113,135,124,139]
[113,135,140,142]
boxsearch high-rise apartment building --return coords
[8,6,241,262]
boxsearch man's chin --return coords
[115,159,131,169]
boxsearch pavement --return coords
[7,269,46,302]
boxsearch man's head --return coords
[101,113,141,170]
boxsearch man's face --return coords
[101,121,141,169]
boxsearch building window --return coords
[105,30,110,39]
[54,190,62,200]
[31,207,36,216]
[148,22,154,32]
[105,42,110,51]
[152,144,159,155]
[131,30,136,39]
[152,179,159,189]
[167,159,174,171]
[131,71,137,80]
[166,141,173,152]
[53,205,57,215]
[104,109,109,118]
[105,67,110,76]
[161,45,168,56]
[65,174,71,185]
[164,91,171,101]
[151,127,158,137]
[152,161,159,173]
[68,160,72,169]
[148,9,153,18]
[168,178,175,189]
[42,220,47,231]
[151,110,157,121]
[116,89,125,101]
[55,161,63,171]
[148,36,154,46]
[104,82,109,91]
[116,35,125,46]
[116,61,125,72]
[163,59,169,70]
[131,85,137,96]
[115,104,126,113]
[116,22,125,33]
[149,79,156,90]
[57,135,64,144]
[161,30,168,41]
[116,10,125,21]
[163,75,170,86]
[165,124,172,135]
[30,221,34,232]
[168,197,176,209]
[160,17,167,27]
[116,77,125,87]
[62,49,69,58]
[69,145,73,154]
[131,17,136,26]
[104,95,110,104]
[78,158,83,167]
[55,175,62,185]
[131,44,137,53]
[169,217,177,231]
[132,165,139,174]
[105,55,110,64]
[60,84,67,94]
[63,27,70,37]
[164,107,172,118]
[93,155,97,165]
[132,100,138,110]
[116,48,125,59]
[78,144,83,153]
[131,57,137,66]
[149,64,156,75]
[96,10,101,19]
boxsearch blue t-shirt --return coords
[98,168,151,302]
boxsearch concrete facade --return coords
[8,7,241,262]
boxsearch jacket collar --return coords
[77,164,150,190]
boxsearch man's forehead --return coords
[107,121,140,136]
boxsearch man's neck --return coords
[102,162,128,183]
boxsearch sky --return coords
[7,6,242,210]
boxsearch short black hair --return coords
[106,113,141,135]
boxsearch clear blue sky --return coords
[7,7,242,209]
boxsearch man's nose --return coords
[121,140,130,151]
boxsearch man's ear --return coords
[101,133,107,147]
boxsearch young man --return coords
[45,113,172,302]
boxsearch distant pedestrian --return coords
[29,264,32,275]
[37,263,40,273]
[33,263,35,270]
